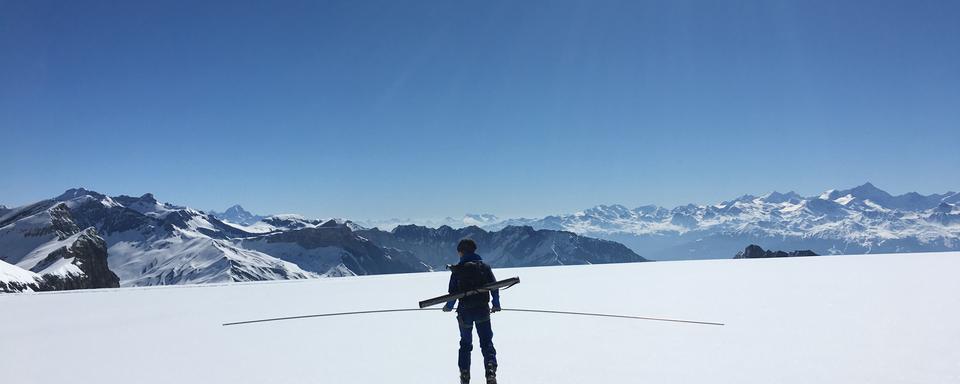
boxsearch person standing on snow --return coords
[443,238,501,384]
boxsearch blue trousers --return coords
[457,307,497,370]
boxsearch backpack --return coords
[450,261,494,308]
[452,261,489,292]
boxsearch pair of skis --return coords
[418,277,520,309]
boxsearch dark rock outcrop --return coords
[0,280,40,293]
[1,201,121,292]
[2,228,120,293]
[734,244,818,259]
[37,228,119,289]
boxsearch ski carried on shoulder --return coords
[418,277,520,309]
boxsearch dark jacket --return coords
[444,252,501,311]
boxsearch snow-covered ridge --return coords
[3,188,638,290]
[487,183,960,260]
[0,259,42,292]
[0,189,317,289]
[211,205,504,233]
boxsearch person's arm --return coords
[488,265,501,311]
[443,272,457,311]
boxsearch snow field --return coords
[1,252,959,383]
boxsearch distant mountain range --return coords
[4,182,956,293]
[487,183,960,260]
[0,189,645,292]
[355,213,503,231]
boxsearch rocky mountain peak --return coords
[724,194,757,205]
[56,188,105,201]
[224,204,244,212]
[763,191,802,204]
[847,182,892,201]
[319,219,343,228]
[138,193,158,204]
[48,203,81,240]
[212,204,267,226]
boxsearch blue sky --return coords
[2,0,958,220]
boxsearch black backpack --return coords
[449,261,494,308]
[452,261,489,292]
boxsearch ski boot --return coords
[460,369,470,384]
[485,363,497,384]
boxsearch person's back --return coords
[449,259,494,308]
[444,239,501,384]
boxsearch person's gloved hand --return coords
[490,306,502,314]
[442,305,454,312]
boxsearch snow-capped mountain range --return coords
[487,183,960,260]
[1,188,644,292]
[5,182,954,292]
[354,213,503,231]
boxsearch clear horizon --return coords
[2,1,958,220]
[1,181,955,222]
